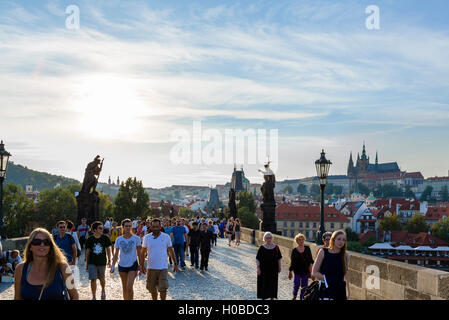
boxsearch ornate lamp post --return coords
[315,149,331,245]
[0,141,11,238]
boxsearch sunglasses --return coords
[98,226,103,230]
[31,238,51,246]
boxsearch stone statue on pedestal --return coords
[259,161,278,233]
[228,188,238,219]
[77,156,104,226]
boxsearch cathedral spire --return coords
[361,141,367,160]
[375,151,378,165]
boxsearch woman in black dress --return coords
[312,230,350,300]
[256,232,282,300]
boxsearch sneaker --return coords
[195,265,199,269]
[200,266,204,271]
[190,264,194,267]
[101,291,106,300]
[205,267,208,271]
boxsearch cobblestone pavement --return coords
[0,238,297,300]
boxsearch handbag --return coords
[303,275,333,301]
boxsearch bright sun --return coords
[73,75,147,140]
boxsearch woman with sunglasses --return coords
[14,228,79,300]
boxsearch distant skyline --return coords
[1,0,449,188]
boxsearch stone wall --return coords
[241,227,449,300]
[0,237,29,253]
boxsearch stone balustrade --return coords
[240,227,449,300]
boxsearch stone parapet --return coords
[241,227,449,300]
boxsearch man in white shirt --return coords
[140,219,178,300]
[132,218,139,234]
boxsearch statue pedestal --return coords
[261,201,278,234]
[76,191,100,226]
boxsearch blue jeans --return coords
[173,242,186,267]
[190,245,199,267]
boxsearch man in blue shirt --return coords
[170,220,187,269]
[219,220,226,238]
[54,220,77,265]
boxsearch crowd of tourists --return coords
[3,214,349,301]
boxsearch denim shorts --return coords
[118,260,138,273]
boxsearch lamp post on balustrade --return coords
[315,149,331,245]
[0,141,11,238]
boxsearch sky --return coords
[1,0,449,188]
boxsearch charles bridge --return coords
[1,227,449,300]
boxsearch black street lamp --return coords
[0,141,11,238]
[315,149,331,245]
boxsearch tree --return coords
[431,217,449,243]
[297,184,307,195]
[420,186,433,202]
[65,184,82,196]
[2,183,36,238]
[404,185,416,199]
[406,213,429,234]
[179,207,194,218]
[37,187,77,231]
[345,227,359,242]
[378,214,402,232]
[237,191,258,229]
[237,191,256,213]
[355,183,370,196]
[238,206,259,230]
[113,177,150,222]
[440,186,449,202]
[99,193,114,222]
[374,183,403,199]
[310,184,320,197]
[283,185,293,194]
[347,241,363,253]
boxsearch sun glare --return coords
[73,76,148,140]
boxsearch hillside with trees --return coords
[5,161,80,191]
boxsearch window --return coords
[291,222,295,227]
[306,222,310,228]
[313,222,317,228]
[291,231,295,238]
[284,222,287,227]
[341,223,344,228]
[283,230,287,236]
[305,230,309,238]
[331,223,334,229]
[299,222,303,228]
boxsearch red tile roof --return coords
[275,203,349,222]
[404,172,424,179]
[425,205,449,221]
[427,176,449,181]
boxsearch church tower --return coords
[347,152,355,178]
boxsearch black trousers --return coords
[200,248,211,268]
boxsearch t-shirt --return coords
[187,229,201,247]
[199,230,213,250]
[54,233,75,263]
[171,226,187,244]
[104,221,111,229]
[213,225,219,234]
[86,235,112,266]
[142,232,172,270]
[77,225,89,238]
[183,226,189,241]
[67,232,81,251]
[2,251,22,265]
[114,235,141,268]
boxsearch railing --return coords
[240,227,449,300]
